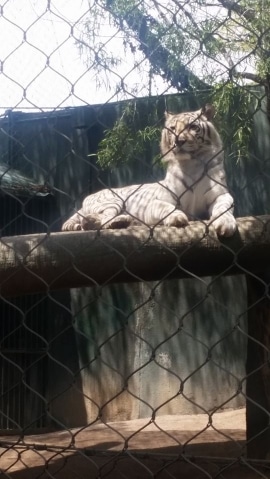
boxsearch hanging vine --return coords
[96,101,161,169]
[212,82,256,163]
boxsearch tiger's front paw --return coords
[82,214,102,230]
[212,213,237,237]
[105,214,132,229]
[163,211,189,228]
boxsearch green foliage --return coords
[77,0,270,173]
[79,0,270,97]
[212,83,255,162]
[96,102,161,169]
[97,86,257,170]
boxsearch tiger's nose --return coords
[175,137,186,147]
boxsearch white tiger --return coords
[62,104,236,237]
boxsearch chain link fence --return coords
[0,0,270,478]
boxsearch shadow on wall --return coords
[70,273,247,423]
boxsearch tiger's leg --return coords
[62,209,132,231]
[62,210,102,231]
[99,210,132,229]
[80,195,133,229]
[84,204,133,228]
[62,211,84,231]
[145,200,189,227]
[209,193,237,237]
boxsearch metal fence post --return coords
[246,273,270,459]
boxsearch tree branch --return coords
[217,0,256,21]
[104,0,209,91]
[234,71,266,84]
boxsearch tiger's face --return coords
[160,104,221,160]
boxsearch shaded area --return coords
[0,179,87,431]
[1,410,268,479]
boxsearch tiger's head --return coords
[160,104,222,161]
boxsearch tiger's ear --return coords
[201,104,215,121]
[164,111,174,119]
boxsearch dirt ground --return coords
[0,408,269,479]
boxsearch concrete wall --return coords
[68,276,247,425]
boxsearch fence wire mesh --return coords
[0,0,270,478]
